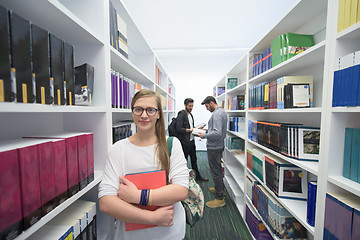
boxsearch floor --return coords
[184,151,253,240]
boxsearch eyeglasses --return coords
[132,107,159,116]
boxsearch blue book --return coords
[350,128,360,182]
[349,53,359,106]
[332,57,341,107]
[343,128,353,179]
[306,181,317,227]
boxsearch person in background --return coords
[198,96,228,208]
[98,89,189,240]
[175,98,208,182]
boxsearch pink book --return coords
[52,139,68,205]
[0,142,23,239]
[77,133,88,190]
[86,133,94,183]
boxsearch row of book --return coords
[0,132,94,239]
[343,128,360,183]
[247,148,308,200]
[337,0,360,33]
[109,2,128,58]
[324,192,360,240]
[249,75,314,110]
[226,136,245,152]
[271,33,315,68]
[228,116,245,132]
[332,50,360,107]
[227,94,245,110]
[110,69,143,109]
[248,176,308,239]
[245,205,273,240]
[156,65,167,90]
[248,120,320,161]
[28,200,97,240]
[250,48,272,78]
[0,6,94,106]
[112,121,136,144]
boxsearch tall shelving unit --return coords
[0,0,175,239]
[214,0,360,239]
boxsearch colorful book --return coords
[285,33,314,60]
[124,170,166,231]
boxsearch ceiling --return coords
[122,0,299,110]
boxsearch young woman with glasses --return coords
[98,89,189,239]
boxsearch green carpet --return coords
[185,151,253,240]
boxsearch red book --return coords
[86,133,94,183]
[124,170,166,231]
[37,140,57,216]
[0,142,22,239]
[77,133,88,190]
[52,139,68,205]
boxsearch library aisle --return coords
[185,152,253,240]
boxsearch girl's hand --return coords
[118,177,141,204]
[152,205,174,226]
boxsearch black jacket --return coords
[175,110,194,146]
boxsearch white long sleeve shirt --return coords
[98,137,189,240]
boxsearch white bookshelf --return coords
[0,0,176,239]
[214,0,360,239]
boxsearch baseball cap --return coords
[201,96,216,105]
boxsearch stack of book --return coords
[251,48,272,78]
[111,69,142,109]
[109,2,128,58]
[0,6,78,106]
[271,33,314,67]
[324,192,360,240]
[248,75,314,110]
[0,133,94,239]
[248,120,320,161]
[337,0,360,33]
[332,50,360,107]
[343,128,360,183]
[245,205,273,240]
[29,200,97,240]
[113,121,136,144]
[228,116,245,132]
[227,95,245,110]
[251,183,308,239]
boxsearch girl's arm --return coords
[99,195,174,226]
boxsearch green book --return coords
[281,34,288,62]
[285,33,314,59]
[271,35,282,67]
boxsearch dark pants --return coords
[182,140,201,177]
[207,148,224,199]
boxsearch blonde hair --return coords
[131,89,170,181]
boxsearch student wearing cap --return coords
[198,96,228,208]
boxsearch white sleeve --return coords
[98,141,124,199]
[168,137,189,189]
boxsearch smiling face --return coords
[132,96,159,132]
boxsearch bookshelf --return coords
[0,0,175,239]
[214,0,360,239]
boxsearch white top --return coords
[188,114,194,141]
[98,137,189,240]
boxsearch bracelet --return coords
[140,189,150,206]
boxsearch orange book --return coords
[124,170,166,231]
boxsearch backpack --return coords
[167,137,204,227]
[168,117,178,137]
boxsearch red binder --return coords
[124,170,166,231]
